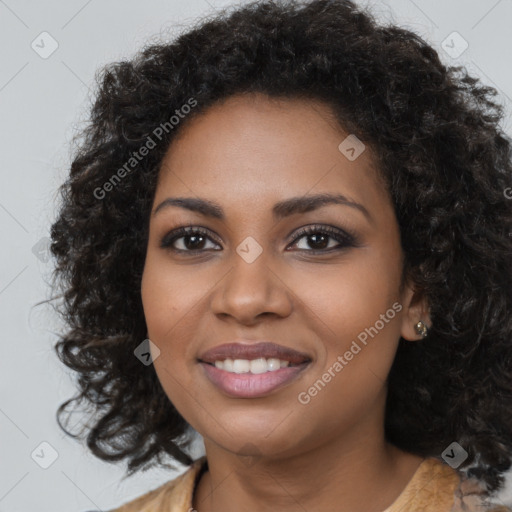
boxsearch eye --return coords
[160,226,221,253]
[287,224,358,252]
[160,224,360,255]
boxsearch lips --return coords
[200,362,310,398]
[198,341,312,365]
[197,341,313,398]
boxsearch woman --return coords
[49,0,512,510]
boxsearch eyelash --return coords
[160,224,360,255]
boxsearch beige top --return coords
[108,456,511,512]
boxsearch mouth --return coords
[197,341,312,398]
[202,357,304,372]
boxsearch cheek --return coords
[141,258,195,392]
[292,269,402,431]
[141,268,195,419]
[141,252,207,340]
[290,253,401,333]
[288,252,403,378]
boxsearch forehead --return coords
[155,93,387,218]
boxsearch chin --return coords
[206,425,301,459]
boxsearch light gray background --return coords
[1,0,512,511]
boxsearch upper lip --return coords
[198,342,312,365]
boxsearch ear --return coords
[400,280,432,341]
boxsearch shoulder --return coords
[106,456,207,512]
[385,457,512,512]
[452,468,512,512]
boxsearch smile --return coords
[199,360,311,398]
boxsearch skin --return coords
[141,92,432,512]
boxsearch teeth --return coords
[233,359,250,373]
[249,358,267,374]
[213,358,292,374]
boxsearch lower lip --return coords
[199,362,311,398]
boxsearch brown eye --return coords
[288,225,358,252]
[160,226,221,252]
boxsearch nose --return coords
[210,247,293,325]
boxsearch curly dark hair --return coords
[47,0,512,494]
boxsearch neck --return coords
[192,413,425,512]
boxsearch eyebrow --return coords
[152,193,373,223]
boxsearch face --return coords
[141,93,428,460]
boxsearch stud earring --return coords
[414,320,429,338]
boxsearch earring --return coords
[414,320,429,338]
